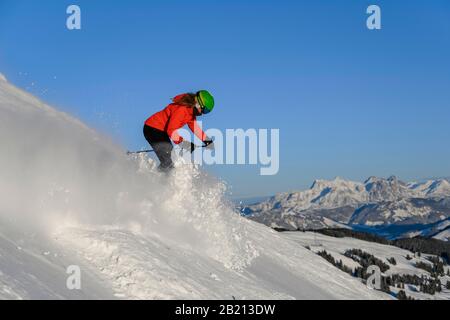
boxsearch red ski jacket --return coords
[145,94,207,144]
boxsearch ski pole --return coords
[126,149,155,155]
[127,140,213,155]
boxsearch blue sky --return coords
[1,0,449,197]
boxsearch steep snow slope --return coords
[0,74,386,299]
[0,221,115,299]
[55,225,386,299]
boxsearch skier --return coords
[143,90,215,172]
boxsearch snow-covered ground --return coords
[0,73,389,300]
[434,228,450,242]
[283,231,450,300]
[401,219,450,241]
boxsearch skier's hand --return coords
[203,138,215,150]
[179,140,196,153]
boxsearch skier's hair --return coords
[172,93,196,107]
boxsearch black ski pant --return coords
[143,125,174,171]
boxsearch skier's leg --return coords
[150,142,173,170]
[143,125,174,170]
[154,140,174,170]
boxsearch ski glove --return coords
[179,140,196,153]
[203,139,214,150]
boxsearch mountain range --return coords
[242,176,450,240]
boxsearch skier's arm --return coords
[188,119,207,142]
[166,112,186,144]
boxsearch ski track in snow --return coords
[0,74,388,300]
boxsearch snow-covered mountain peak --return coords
[310,179,332,190]
[387,175,399,182]
[310,177,363,191]
[428,179,450,194]
[245,175,450,230]
[364,175,414,202]
[408,179,450,197]
[0,73,7,82]
[364,176,379,184]
[254,176,422,215]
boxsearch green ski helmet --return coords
[196,90,215,114]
